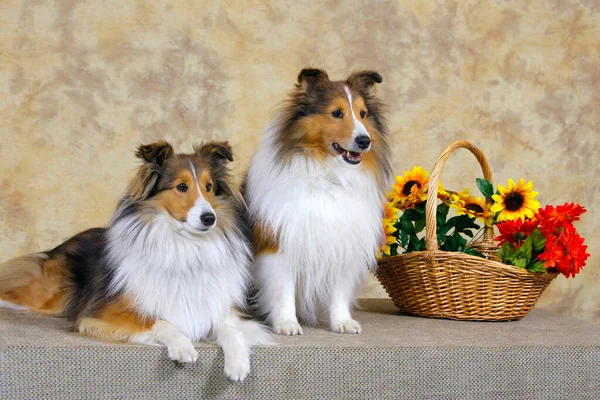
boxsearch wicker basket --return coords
[376,140,557,321]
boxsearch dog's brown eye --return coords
[360,110,366,119]
[176,183,188,192]
[332,110,343,118]
[206,183,212,192]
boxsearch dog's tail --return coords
[0,252,48,294]
[0,251,69,315]
[237,317,276,348]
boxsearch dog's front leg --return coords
[151,320,199,362]
[328,284,362,334]
[78,317,198,362]
[255,253,303,335]
[216,313,251,382]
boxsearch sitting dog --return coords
[244,69,392,335]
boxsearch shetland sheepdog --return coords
[244,69,392,335]
[0,140,271,381]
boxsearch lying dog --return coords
[0,140,271,381]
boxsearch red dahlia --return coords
[538,225,590,278]
[536,203,586,234]
[495,218,539,249]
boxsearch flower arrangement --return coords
[379,167,590,279]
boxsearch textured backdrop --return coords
[0,1,598,322]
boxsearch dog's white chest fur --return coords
[246,141,384,318]
[107,214,250,341]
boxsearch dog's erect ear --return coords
[195,141,234,165]
[347,70,383,95]
[297,68,329,92]
[135,140,174,168]
[123,140,173,204]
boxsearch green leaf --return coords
[476,178,494,199]
[493,211,501,224]
[438,222,452,243]
[455,216,481,232]
[515,236,533,265]
[394,218,402,230]
[403,209,424,222]
[497,242,516,264]
[399,230,409,248]
[439,236,454,251]
[436,203,449,228]
[530,228,546,253]
[402,220,416,235]
[463,247,485,258]
[406,234,425,252]
[453,232,467,251]
[527,260,547,273]
[445,215,462,227]
[513,257,527,268]
[439,232,467,252]
[414,219,426,234]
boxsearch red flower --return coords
[538,234,565,269]
[495,218,539,249]
[536,203,586,234]
[558,227,590,278]
[538,225,590,278]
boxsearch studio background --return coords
[1,1,598,322]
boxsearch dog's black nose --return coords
[200,213,216,226]
[355,135,371,150]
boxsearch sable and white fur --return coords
[0,141,272,381]
[245,69,392,335]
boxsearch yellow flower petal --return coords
[492,178,540,222]
[507,179,516,191]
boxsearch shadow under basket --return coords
[376,141,557,321]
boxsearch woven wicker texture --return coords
[2,300,599,400]
[377,141,557,321]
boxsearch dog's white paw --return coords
[331,319,362,334]
[166,339,198,363]
[224,355,250,382]
[273,319,303,336]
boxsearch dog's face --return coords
[134,140,233,234]
[294,69,383,165]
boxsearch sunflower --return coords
[382,201,400,226]
[452,194,495,225]
[378,201,400,257]
[438,182,470,205]
[379,222,399,257]
[490,178,540,221]
[388,166,429,210]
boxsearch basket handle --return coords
[425,141,494,251]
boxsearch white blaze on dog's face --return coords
[153,157,218,234]
[292,69,383,166]
[183,160,217,232]
[133,140,235,235]
[343,85,371,151]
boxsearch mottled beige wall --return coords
[1,1,598,321]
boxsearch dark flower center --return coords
[403,180,421,196]
[514,232,527,242]
[465,204,484,213]
[504,192,524,211]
